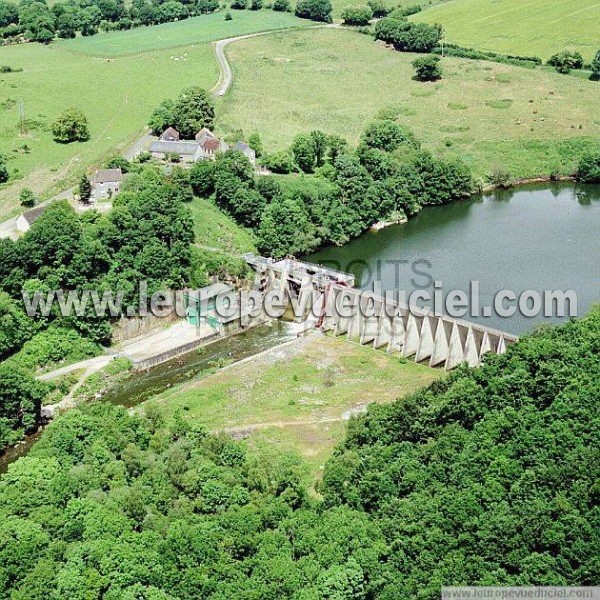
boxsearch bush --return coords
[388,3,421,18]
[19,187,36,207]
[367,0,388,17]
[591,49,600,81]
[412,54,442,81]
[272,0,290,11]
[261,150,297,174]
[51,108,90,144]
[295,0,332,22]
[341,4,372,25]
[230,0,247,8]
[106,156,130,173]
[0,65,23,73]
[548,50,584,74]
[224,10,232,18]
[250,0,262,8]
[575,150,600,183]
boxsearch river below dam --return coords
[308,182,600,335]
[2,183,599,472]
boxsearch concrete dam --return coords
[246,254,518,371]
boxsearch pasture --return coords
[145,333,438,485]
[413,0,600,62]
[57,10,312,57]
[218,28,600,179]
[0,43,218,220]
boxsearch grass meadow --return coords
[218,28,600,179]
[0,43,217,219]
[57,11,312,57]
[413,0,600,62]
[146,334,438,486]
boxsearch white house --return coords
[91,168,123,201]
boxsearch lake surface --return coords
[308,183,600,334]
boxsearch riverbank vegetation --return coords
[0,308,597,597]
[218,28,600,180]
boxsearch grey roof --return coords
[149,140,200,155]
[21,205,48,225]
[93,168,123,184]
[159,127,180,141]
[234,141,255,155]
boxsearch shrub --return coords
[548,50,584,74]
[388,3,421,18]
[250,0,262,9]
[19,187,36,207]
[367,0,388,17]
[0,65,22,73]
[51,108,90,144]
[341,4,372,25]
[261,150,297,174]
[490,165,512,188]
[575,150,600,183]
[230,0,247,8]
[295,0,332,22]
[224,10,233,18]
[106,156,130,173]
[591,49,600,81]
[272,0,290,10]
[412,54,442,81]
[433,43,541,68]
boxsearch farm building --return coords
[91,168,123,201]
[16,205,49,233]
[233,141,256,165]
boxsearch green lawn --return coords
[413,0,600,62]
[189,197,256,253]
[56,11,313,57]
[145,334,439,484]
[218,28,600,178]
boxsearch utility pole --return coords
[18,97,27,135]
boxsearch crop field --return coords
[57,10,312,57]
[218,28,600,179]
[145,334,439,484]
[413,0,600,62]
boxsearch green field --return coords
[218,28,600,178]
[57,11,312,57]
[145,334,438,483]
[0,43,217,219]
[413,0,600,62]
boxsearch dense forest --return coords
[0,308,597,598]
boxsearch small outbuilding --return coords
[16,205,48,233]
[159,127,180,141]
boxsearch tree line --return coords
[188,117,474,258]
[0,306,597,597]
[0,0,330,45]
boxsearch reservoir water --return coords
[308,183,600,335]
